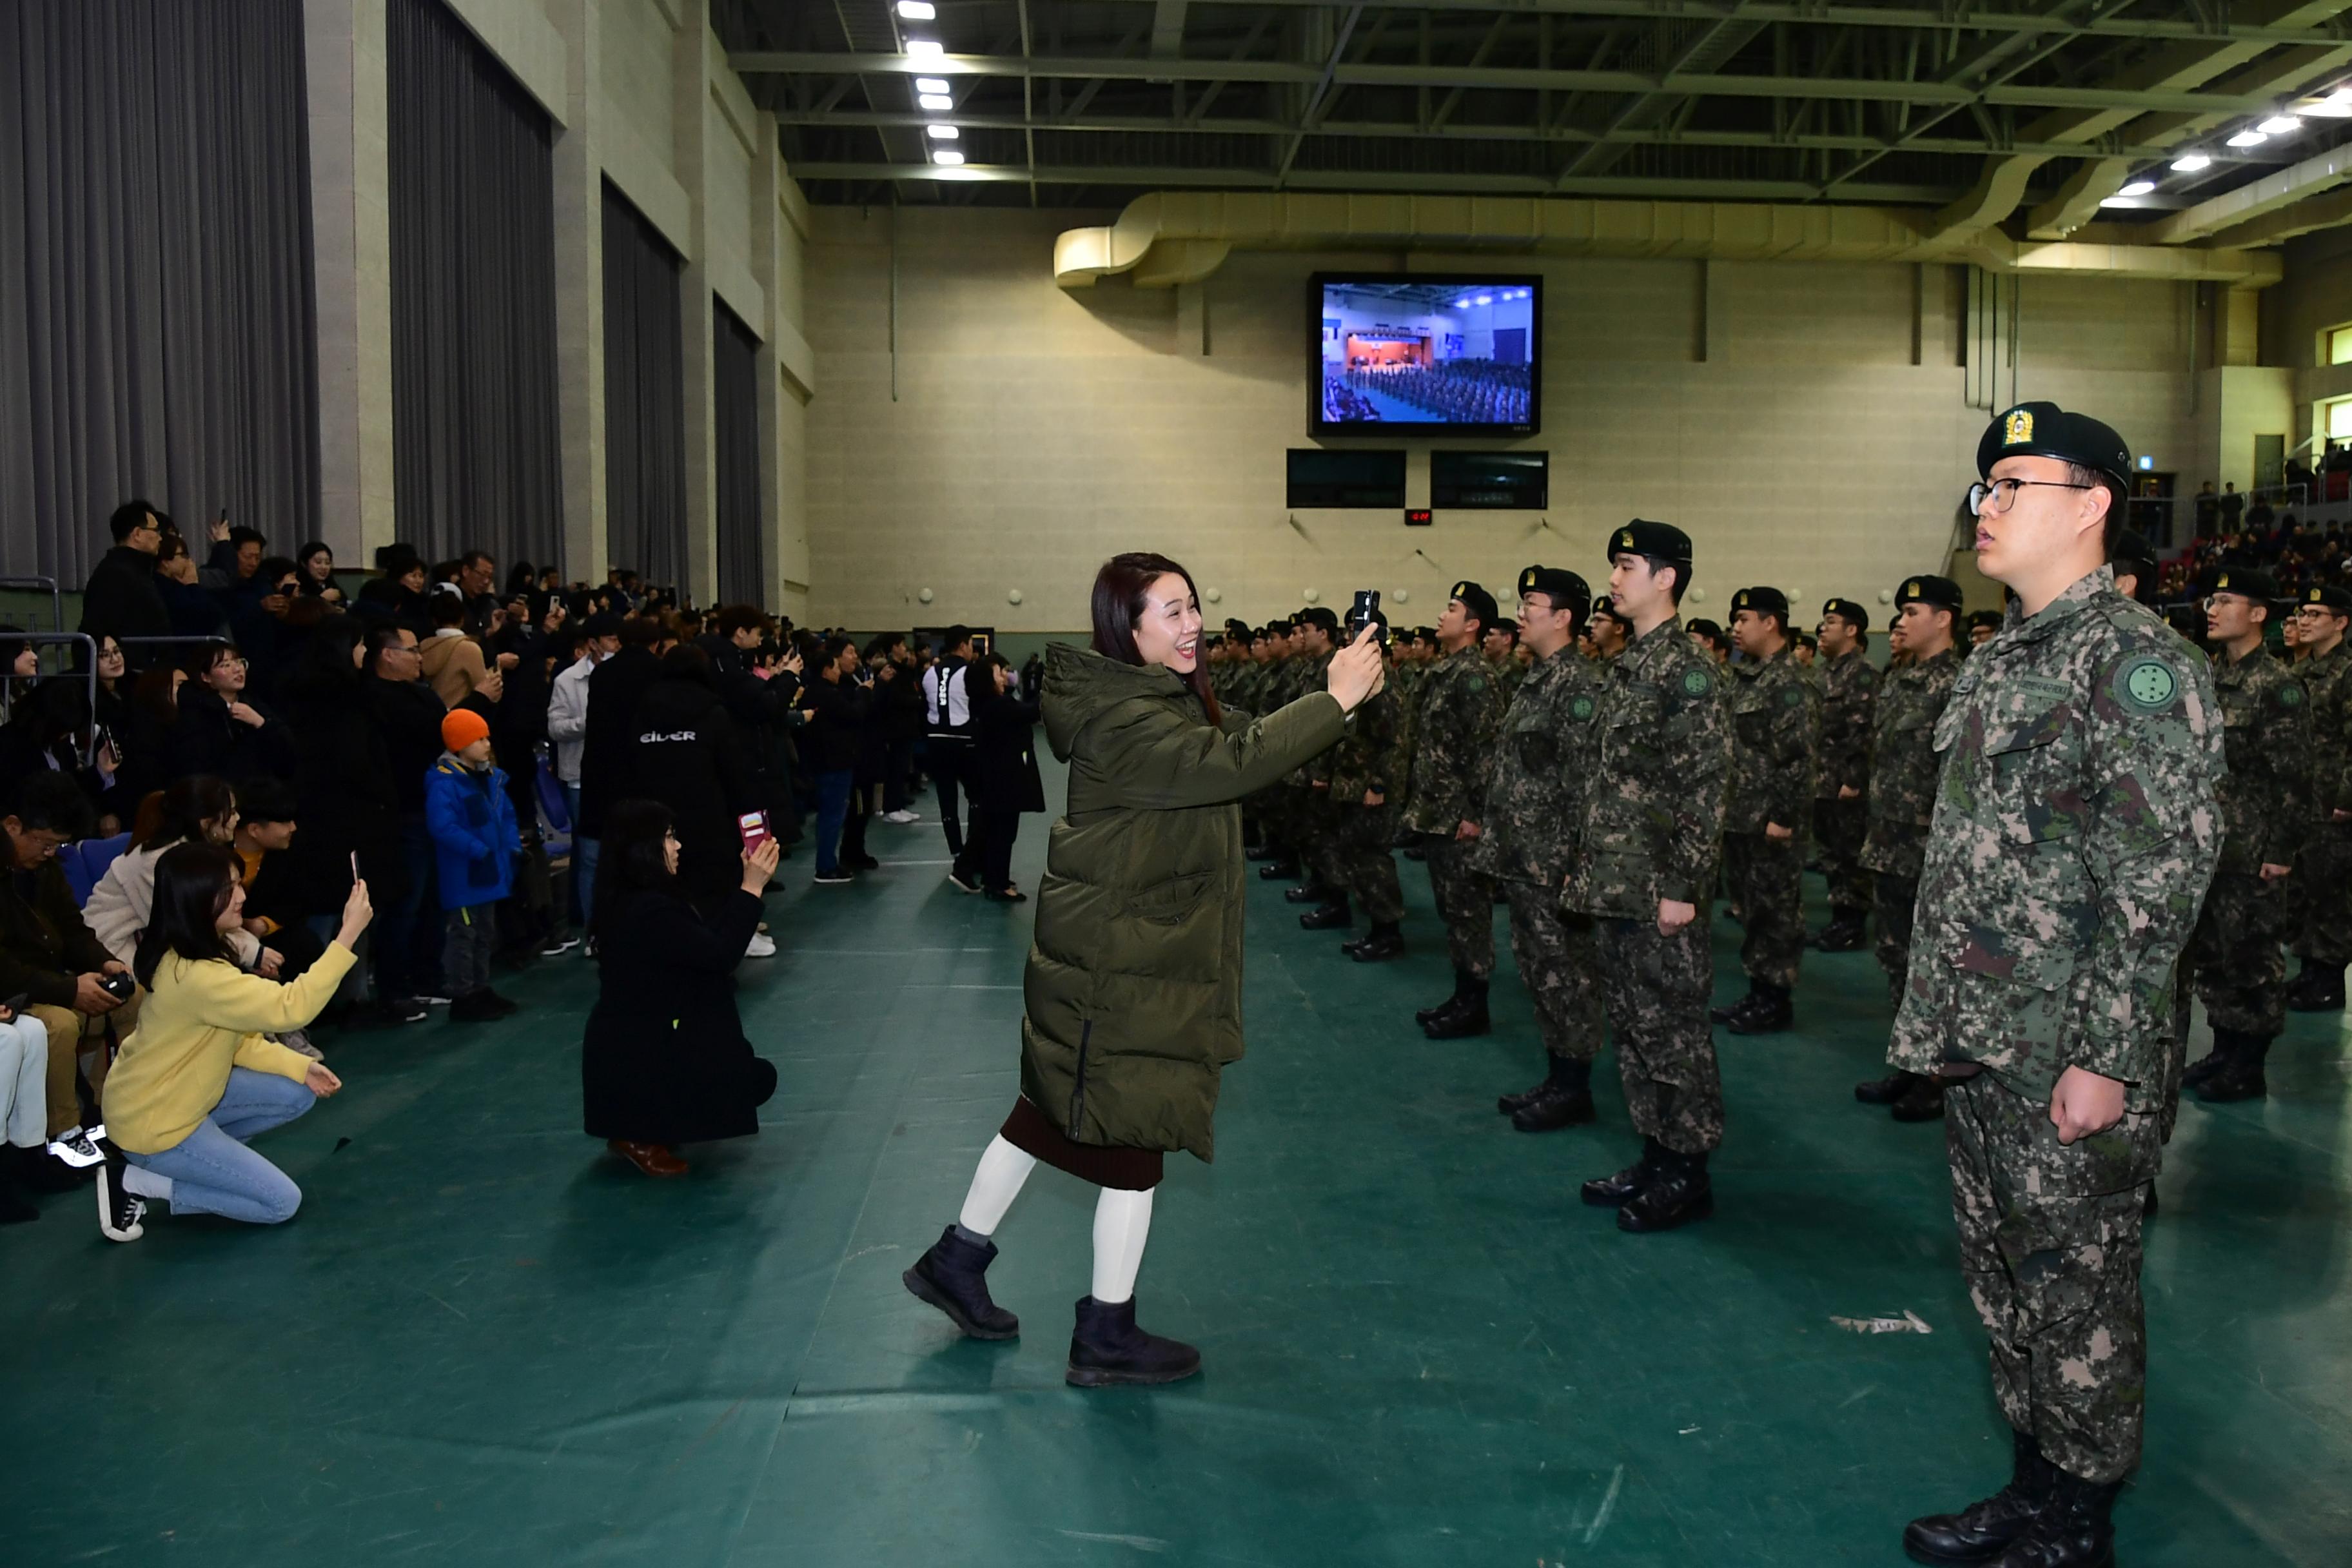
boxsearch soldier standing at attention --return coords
[1567,523,1730,1233]
[1251,620,1306,881]
[1893,404,2219,1568]
[1280,609,1344,914]
[1965,608,2002,651]
[1307,627,1406,961]
[2178,569,2308,1104]
[1710,586,1821,1037]
[1810,598,1879,953]
[1586,602,1629,663]
[1403,583,1507,1039]
[1851,574,1965,1122]
[2286,584,2352,1014]
[1467,567,1605,1132]
[1482,620,1525,702]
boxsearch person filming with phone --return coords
[623,644,770,956]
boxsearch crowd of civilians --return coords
[0,500,1046,1227]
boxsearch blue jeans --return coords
[373,813,444,1001]
[814,769,854,874]
[126,1068,316,1224]
[564,782,600,927]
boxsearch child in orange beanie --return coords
[423,709,522,1023]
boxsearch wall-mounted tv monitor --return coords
[1312,273,1541,438]
[1286,447,1406,509]
[1430,450,1549,510]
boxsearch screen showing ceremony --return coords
[1315,277,1539,435]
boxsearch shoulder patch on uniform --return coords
[1569,693,1596,721]
[1466,676,1486,693]
[1681,668,1713,698]
[2279,680,2307,708]
[2113,654,2180,713]
[1781,683,1806,707]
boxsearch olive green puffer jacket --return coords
[1019,643,1349,1161]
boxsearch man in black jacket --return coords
[361,624,456,1015]
[805,637,872,885]
[77,501,172,656]
[576,617,665,843]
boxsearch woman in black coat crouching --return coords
[582,799,781,1177]
[964,651,1046,901]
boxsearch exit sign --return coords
[1404,508,1433,526]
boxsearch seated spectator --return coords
[965,652,1044,903]
[95,846,368,1242]
[293,542,345,603]
[85,776,266,974]
[79,500,171,650]
[581,799,780,1177]
[0,773,131,1180]
[168,642,293,784]
[424,709,521,1023]
[0,995,65,1220]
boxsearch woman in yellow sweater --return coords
[96,845,371,1242]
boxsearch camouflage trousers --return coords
[2290,822,2352,969]
[1317,803,1404,924]
[1593,915,1723,1154]
[1423,836,1495,978]
[1946,1072,2158,1484]
[1811,794,1872,917]
[1872,871,1920,1011]
[1722,830,1805,990]
[2185,869,2289,1041]
[1502,881,1602,1062]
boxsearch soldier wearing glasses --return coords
[1894,403,2219,1568]
[2287,583,2352,1014]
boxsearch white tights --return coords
[955,1135,1155,1304]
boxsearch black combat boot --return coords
[901,1225,1021,1340]
[1246,843,1281,862]
[1901,1427,2054,1565]
[1983,1467,2121,1568]
[1511,1058,1596,1132]
[2195,1032,2271,1103]
[1299,896,1352,931]
[1582,1138,1665,1207]
[1726,981,1794,1035]
[1065,1296,1202,1387]
[1617,1146,1713,1232]
[1423,975,1491,1039]
[2181,1027,2239,1089]
[2287,961,2346,1012]
[1415,972,1468,1027]
[1284,882,1333,904]
[1344,921,1404,962]
[1257,858,1299,881]
[1890,1073,1947,1122]
[1812,910,1869,952]
[1709,985,1763,1026]
[1856,1070,1921,1105]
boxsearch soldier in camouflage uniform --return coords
[1251,620,1308,879]
[2287,584,2352,1012]
[1469,567,1606,1132]
[1710,586,1821,1036]
[1482,621,1525,703]
[1279,609,1344,912]
[1231,625,1275,852]
[1852,574,1965,1121]
[1894,404,2220,1568]
[1810,598,1879,952]
[2178,569,2308,1103]
[1307,630,1406,960]
[1567,522,1730,1234]
[1402,583,1507,1039]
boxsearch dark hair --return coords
[362,621,416,674]
[617,615,662,649]
[186,642,242,681]
[228,525,266,551]
[4,770,93,838]
[822,634,856,667]
[1636,554,1689,607]
[589,799,681,946]
[259,554,299,590]
[298,541,333,574]
[1485,622,1518,645]
[234,776,298,826]
[156,531,190,565]
[108,500,158,544]
[714,604,764,640]
[459,549,495,576]
[943,624,973,654]
[966,650,1012,718]
[132,843,241,990]
[504,562,536,596]
[1089,552,1220,725]
[139,775,238,853]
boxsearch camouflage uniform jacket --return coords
[1477,647,1602,885]
[1859,645,1960,882]
[1326,676,1400,804]
[1286,651,1337,785]
[2297,638,2352,819]
[1815,648,1880,799]
[1564,616,1730,919]
[1401,645,1507,834]
[1725,647,1821,835]
[1888,567,2223,1109]
[2208,642,2309,875]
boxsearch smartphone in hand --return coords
[738,812,775,856]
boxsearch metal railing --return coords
[0,575,63,633]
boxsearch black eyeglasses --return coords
[1967,477,2095,517]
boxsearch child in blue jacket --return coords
[424,709,522,1023]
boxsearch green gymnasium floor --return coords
[8,758,2352,1565]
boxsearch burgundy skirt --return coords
[1000,1097,1164,1191]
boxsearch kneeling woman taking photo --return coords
[95,846,369,1242]
[903,552,1384,1386]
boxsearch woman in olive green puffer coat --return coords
[903,553,1386,1388]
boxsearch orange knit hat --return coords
[440,709,491,752]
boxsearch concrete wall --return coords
[304,0,812,618]
[803,207,2210,632]
[2265,225,2352,460]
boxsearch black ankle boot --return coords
[1066,1295,1202,1387]
[1726,982,1792,1035]
[1424,976,1491,1039]
[1618,1147,1713,1231]
[1582,1137,1665,1207]
[1890,1073,1947,1122]
[1708,985,1761,1026]
[1415,972,1468,1027]
[1299,897,1352,931]
[2182,1027,2239,1088]
[1283,883,1331,904]
[1257,859,1299,881]
[1856,1070,1920,1105]
[1983,1467,2121,1567]
[1902,1427,2053,1565]
[902,1226,1020,1340]
[1512,1059,1596,1132]
[2287,962,2346,1012]
[2195,1032,2271,1103]
[1344,921,1404,962]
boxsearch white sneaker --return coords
[416,993,453,1007]
[883,810,921,825]
[48,1127,103,1169]
[745,932,777,957]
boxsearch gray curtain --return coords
[387,0,564,573]
[602,183,687,594]
[713,303,763,608]
[0,0,320,587]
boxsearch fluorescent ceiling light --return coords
[915,77,950,94]
[897,1,936,17]
[2260,115,2303,134]
[2308,88,2352,117]
[2170,152,2212,172]
[2098,195,2139,207]
[930,148,965,166]
[2228,130,2269,147]
[918,93,953,110]
[905,39,944,59]
[926,124,959,139]
[2116,180,2156,197]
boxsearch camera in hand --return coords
[1346,589,1389,649]
[98,972,136,1003]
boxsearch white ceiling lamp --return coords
[926,124,959,140]
[914,76,950,94]
[2228,129,2270,147]
[905,39,945,59]
[931,148,965,166]
[918,93,953,110]
[2259,115,2304,135]
[2116,180,2156,197]
[2171,151,2212,172]
[896,1,936,18]
[2306,87,2352,117]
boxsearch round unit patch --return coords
[2116,656,2179,712]
[1781,685,1806,708]
[1681,669,1713,697]
[1569,694,1597,721]
[2280,681,2306,708]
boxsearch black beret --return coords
[1260,622,1288,638]
[2303,584,2352,613]
[2108,529,2156,578]
[1607,519,1693,571]
[583,611,623,639]
[2211,567,2282,603]
[1516,565,1592,622]
[1587,601,1625,625]
[1732,585,1790,620]
[1894,575,1965,614]
[1224,618,1251,639]
[1977,402,2132,495]
[1297,605,1340,634]
[1685,618,1723,638]
[1449,580,1500,630]
[1413,625,1437,642]
[1966,609,2004,631]
[1820,597,1870,632]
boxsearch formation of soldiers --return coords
[1202,400,2272,1568]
